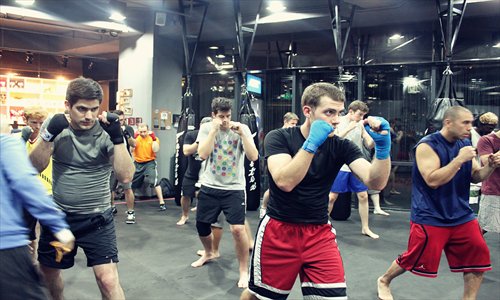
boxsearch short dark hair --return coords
[113,109,124,116]
[211,97,233,114]
[348,100,369,113]
[66,77,103,106]
[301,83,345,108]
[443,106,471,123]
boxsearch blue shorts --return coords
[330,171,368,193]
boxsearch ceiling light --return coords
[493,42,500,48]
[109,12,126,22]
[209,46,219,50]
[15,0,35,6]
[267,1,286,13]
[389,34,404,40]
[257,12,322,24]
[109,0,126,22]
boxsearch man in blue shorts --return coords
[328,100,380,238]
[241,82,392,300]
[191,97,258,289]
[30,77,135,300]
[377,106,500,300]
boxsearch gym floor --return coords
[61,199,500,300]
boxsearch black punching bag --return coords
[426,67,465,135]
[239,91,260,211]
[174,91,196,206]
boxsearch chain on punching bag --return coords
[426,66,465,135]
[239,87,261,211]
[174,89,196,206]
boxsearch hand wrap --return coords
[100,113,123,145]
[302,120,333,154]
[40,114,69,142]
[364,117,391,160]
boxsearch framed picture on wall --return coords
[124,106,133,115]
[128,117,136,126]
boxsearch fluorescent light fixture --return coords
[257,12,322,24]
[493,42,500,48]
[0,5,59,20]
[109,12,126,22]
[84,21,131,33]
[15,0,35,5]
[267,1,286,13]
[389,34,404,40]
[209,46,219,50]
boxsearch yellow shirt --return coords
[133,135,159,163]
[26,139,53,195]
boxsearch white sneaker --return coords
[126,211,136,224]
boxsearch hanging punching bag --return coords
[426,67,465,135]
[239,90,261,211]
[174,90,196,206]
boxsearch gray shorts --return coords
[478,194,500,233]
[132,160,159,189]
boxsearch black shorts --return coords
[23,209,37,241]
[132,160,159,189]
[0,246,48,300]
[181,177,199,198]
[38,208,118,269]
[196,186,246,225]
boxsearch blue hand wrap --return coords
[364,117,391,160]
[302,120,334,154]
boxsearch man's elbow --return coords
[248,153,259,162]
[275,180,294,193]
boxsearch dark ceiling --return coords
[1,0,499,60]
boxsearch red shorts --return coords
[248,216,347,299]
[397,219,491,278]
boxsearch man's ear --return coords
[64,100,71,112]
[303,106,312,118]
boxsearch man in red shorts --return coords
[240,82,392,300]
[377,106,500,300]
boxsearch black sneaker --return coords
[159,204,166,211]
[111,206,118,215]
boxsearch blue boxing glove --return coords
[364,117,391,160]
[302,120,334,154]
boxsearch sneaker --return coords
[159,204,166,211]
[111,206,118,215]
[126,211,136,224]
